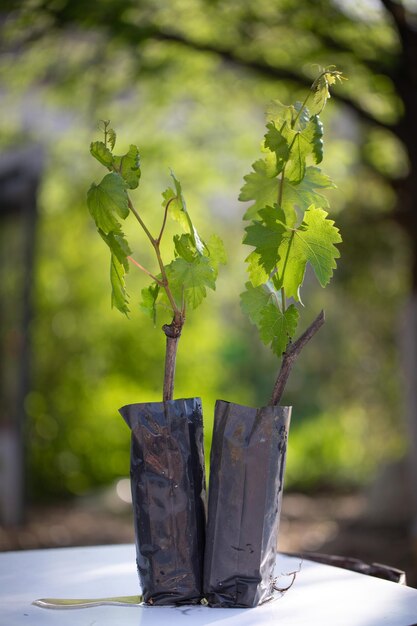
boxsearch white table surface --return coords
[1,544,417,626]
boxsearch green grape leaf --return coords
[303,116,324,164]
[110,253,129,315]
[260,145,279,177]
[266,99,286,124]
[107,127,117,151]
[87,172,129,234]
[113,145,141,189]
[174,233,196,262]
[162,186,181,219]
[206,234,227,273]
[240,281,276,326]
[282,166,335,215]
[239,69,342,359]
[266,100,293,128]
[259,303,300,356]
[140,283,160,324]
[264,122,290,161]
[245,251,269,287]
[300,166,335,190]
[309,70,344,117]
[286,134,307,184]
[98,229,131,272]
[98,229,131,316]
[243,205,286,275]
[286,117,324,184]
[90,141,113,168]
[239,159,279,220]
[164,172,205,254]
[166,255,216,309]
[310,74,331,116]
[276,206,342,301]
[161,187,176,206]
[294,101,310,130]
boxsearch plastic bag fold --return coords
[119,397,206,605]
[204,399,291,608]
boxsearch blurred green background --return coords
[0,0,416,510]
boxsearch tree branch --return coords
[313,29,396,78]
[8,4,400,133]
[379,0,408,32]
[270,310,325,406]
[150,30,398,131]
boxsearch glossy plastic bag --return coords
[119,397,206,605]
[204,399,291,608]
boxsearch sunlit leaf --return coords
[304,116,324,164]
[107,127,117,151]
[140,283,160,324]
[174,233,196,262]
[266,100,293,127]
[245,251,269,287]
[243,205,286,275]
[239,158,279,220]
[259,303,300,356]
[87,172,129,234]
[294,101,310,130]
[206,233,227,274]
[166,255,216,309]
[286,133,307,184]
[164,171,205,254]
[282,166,335,215]
[276,206,342,301]
[90,141,113,168]
[309,69,344,117]
[264,122,290,162]
[240,281,276,326]
[97,229,131,316]
[286,117,324,183]
[110,253,129,315]
[98,229,131,272]
[310,73,331,116]
[113,144,141,189]
[260,144,280,177]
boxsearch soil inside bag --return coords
[119,397,206,606]
[204,399,291,608]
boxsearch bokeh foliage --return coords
[0,0,412,498]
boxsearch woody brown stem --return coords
[162,316,184,402]
[270,310,325,406]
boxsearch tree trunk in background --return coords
[393,8,417,544]
[401,296,417,547]
[0,146,42,525]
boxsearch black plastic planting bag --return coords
[119,398,206,605]
[204,400,291,608]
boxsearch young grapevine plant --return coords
[87,122,226,401]
[240,68,344,405]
